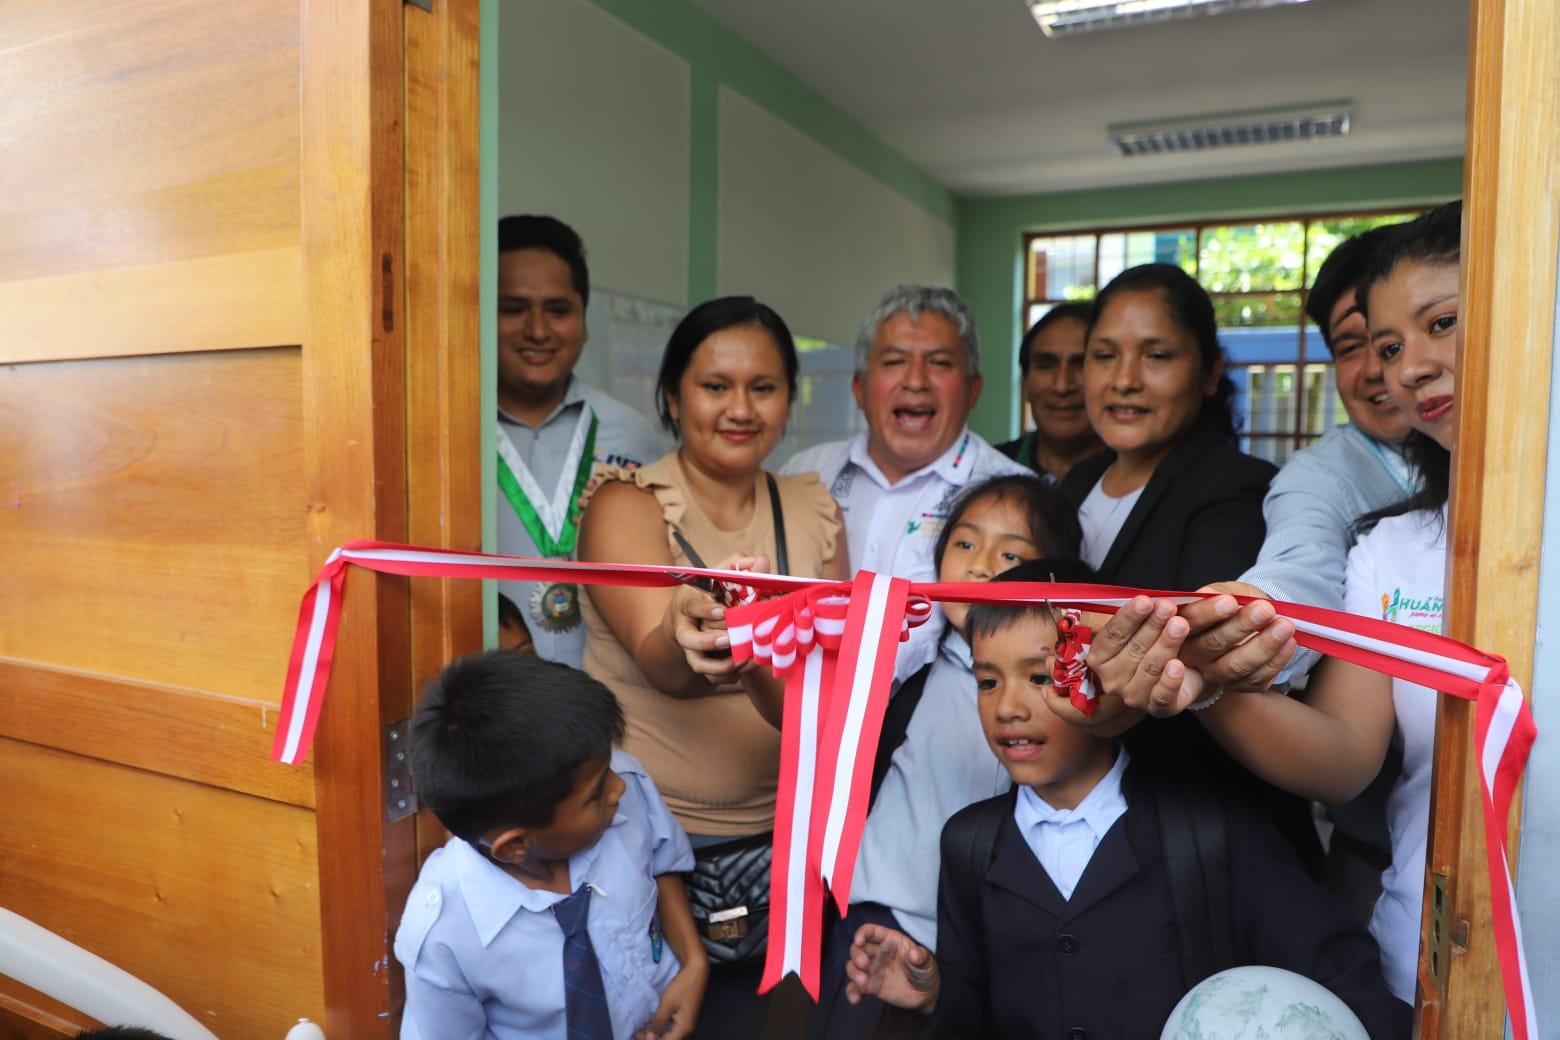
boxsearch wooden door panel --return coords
[0,0,299,242]
[0,348,306,699]
[0,248,304,365]
[0,737,325,1037]
[0,659,313,808]
[0,0,480,1034]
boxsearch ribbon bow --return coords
[1052,609,1098,715]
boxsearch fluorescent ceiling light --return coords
[1029,0,1317,37]
[1108,101,1352,155]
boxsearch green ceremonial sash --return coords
[496,407,599,559]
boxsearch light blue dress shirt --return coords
[1240,424,1412,682]
[395,750,694,1040]
[1013,748,1130,901]
[851,632,1011,949]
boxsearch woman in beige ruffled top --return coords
[580,298,846,834]
[579,297,846,1030]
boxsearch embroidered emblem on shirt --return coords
[830,465,856,501]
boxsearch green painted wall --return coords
[957,158,1464,440]
[585,0,956,303]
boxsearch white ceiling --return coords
[687,0,1468,198]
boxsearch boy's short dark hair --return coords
[963,557,1098,645]
[932,474,1083,570]
[75,1030,176,1040]
[497,214,591,307]
[410,651,625,843]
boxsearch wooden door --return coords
[1420,0,1559,1034]
[0,1,480,1036]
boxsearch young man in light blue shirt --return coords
[395,652,706,1040]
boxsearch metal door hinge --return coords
[406,0,431,11]
[1427,872,1451,992]
[385,719,419,822]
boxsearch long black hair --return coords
[1354,200,1462,532]
[1087,263,1241,441]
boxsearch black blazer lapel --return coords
[1056,759,1160,921]
[1097,422,1221,581]
[986,813,1069,918]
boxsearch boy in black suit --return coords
[842,564,1409,1039]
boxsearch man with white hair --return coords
[784,285,1027,677]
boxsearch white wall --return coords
[717,87,957,348]
[498,0,691,308]
[496,0,956,353]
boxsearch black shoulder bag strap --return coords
[671,472,789,575]
[868,662,932,809]
[765,472,789,576]
[1154,780,1236,988]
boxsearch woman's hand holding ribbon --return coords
[667,553,770,685]
[1175,581,1298,692]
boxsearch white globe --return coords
[1160,965,1369,1040]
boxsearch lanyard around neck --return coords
[496,405,599,558]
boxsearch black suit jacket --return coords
[1059,421,1320,870]
[1058,419,1277,591]
[931,761,1410,1040]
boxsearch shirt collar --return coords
[1014,746,1129,837]
[496,375,587,430]
[847,427,977,491]
[449,808,626,947]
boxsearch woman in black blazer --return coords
[1058,263,1276,590]
[1059,265,1320,874]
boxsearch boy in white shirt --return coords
[395,652,707,1039]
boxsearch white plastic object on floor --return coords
[0,906,219,1040]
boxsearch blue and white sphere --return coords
[1161,965,1369,1040]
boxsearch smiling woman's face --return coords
[1082,289,1219,473]
[666,323,791,478]
[1367,259,1460,451]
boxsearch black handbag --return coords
[685,833,774,964]
[670,473,789,964]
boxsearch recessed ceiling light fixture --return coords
[1028,0,1317,37]
[1108,101,1353,155]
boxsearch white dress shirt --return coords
[782,428,1028,678]
[1013,748,1130,900]
[395,750,693,1040]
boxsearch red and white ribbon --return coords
[273,544,1538,1035]
[270,541,815,765]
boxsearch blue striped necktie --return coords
[552,884,613,1040]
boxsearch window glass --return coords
[1199,222,1305,292]
[1019,207,1432,458]
[1098,228,1194,286]
[1028,234,1096,300]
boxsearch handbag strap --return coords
[766,472,789,576]
[670,472,790,576]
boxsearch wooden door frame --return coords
[1424,0,1559,1035]
[300,0,482,1033]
